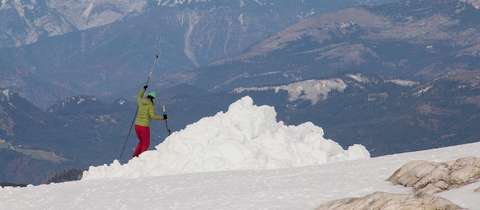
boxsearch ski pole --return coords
[118,55,159,160]
[162,105,172,136]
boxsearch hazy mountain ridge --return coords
[0,0,381,109]
[0,0,384,48]
[194,0,480,92]
[0,87,136,184]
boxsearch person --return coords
[133,85,167,157]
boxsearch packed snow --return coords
[1,143,479,210]
[441,181,480,208]
[233,79,347,105]
[83,96,369,180]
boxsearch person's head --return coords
[147,91,156,103]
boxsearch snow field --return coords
[82,96,370,180]
[2,143,480,210]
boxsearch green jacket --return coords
[135,88,164,127]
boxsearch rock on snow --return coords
[83,96,370,180]
[388,157,480,195]
[316,192,463,210]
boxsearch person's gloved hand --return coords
[163,114,168,120]
[143,85,148,90]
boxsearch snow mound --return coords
[82,96,370,180]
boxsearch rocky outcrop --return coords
[388,157,480,194]
[316,192,463,210]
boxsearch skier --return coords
[133,85,167,157]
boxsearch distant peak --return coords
[0,89,11,101]
[67,96,97,105]
[156,0,211,7]
[461,0,480,9]
[114,98,128,106]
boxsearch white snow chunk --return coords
[82,96,369,180]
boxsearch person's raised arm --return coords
[137,85,147,104]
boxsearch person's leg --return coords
[139,127,151,155]
[133,125,147,157]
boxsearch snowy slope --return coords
[0,97,479,210]
[1,143,479,210]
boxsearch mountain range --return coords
[0,0,392,48]
[0,0,390,108]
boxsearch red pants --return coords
[133,125,150,157]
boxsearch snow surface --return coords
[462,0,480,9]
[441,181,480,208]
[181,11,202,67]
[414,85,433,96]
[1,89,10,98]
[81,1,95,19]
[0,89,11,102]
[233,79,347,105]
[346,73,370,83]
[83,96,369,180]
[48,0,148,30]
[1,143,480,210]
[386,79,419,87]
[157,0,211,7]
[1,96,478,210]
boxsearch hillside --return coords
[0,88,135,184]
[186,0,480,155]
[194,0,480,91]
